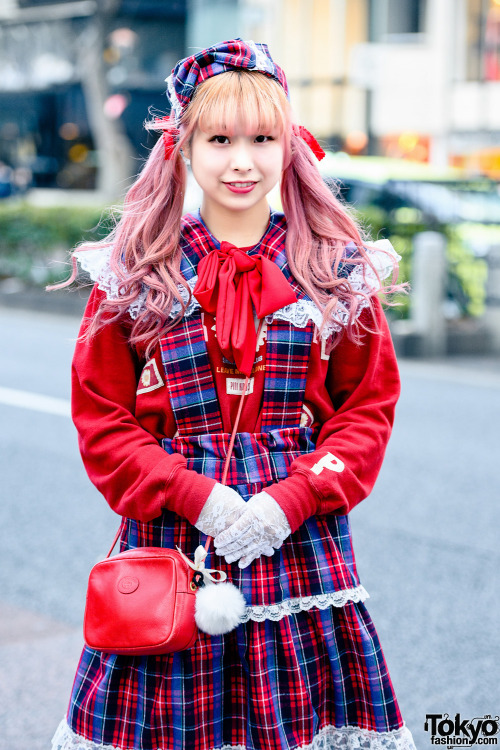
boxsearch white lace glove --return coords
[214,491,292,569]
[194,483,247,537]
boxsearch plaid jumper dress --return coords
[54,213,415,750]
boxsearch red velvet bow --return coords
[293,124,326,161]
[193,242,297,376]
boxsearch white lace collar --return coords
[74,239,400,334]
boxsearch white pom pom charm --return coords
[177,544,246,635]
[195,581,246,635]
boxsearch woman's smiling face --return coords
[187,117,284,221]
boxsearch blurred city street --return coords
[0,304,498,750]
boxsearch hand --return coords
[194,483,247,537]
[214,491,292,568]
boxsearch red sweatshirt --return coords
[72,286,400,532]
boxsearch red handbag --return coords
[83,327,262,656]
[84,541,200,655]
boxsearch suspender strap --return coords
[203,318,264,552]
[160,316,313,436]
[260,320,314,431]
[160,315,224,435]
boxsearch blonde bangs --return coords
[182,71,290,136]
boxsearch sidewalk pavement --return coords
[0,602,82,750]
[398,353,500,389]
[0,283,91,318]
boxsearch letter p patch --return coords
[310,452,345,475]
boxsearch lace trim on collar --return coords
[74,239,399,328]
[74,248,193,321]
[170,276,199,318]
[166,285,357,339]
[266,240,400,336]
[74,247,116,298]
[74,248,147,320]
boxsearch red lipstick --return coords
[224,181,256,194]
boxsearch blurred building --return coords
[243,0,368,152]
[240,0,500,176]
[2,0,500,194]
[350,0,500,175]
[186,0,369,152]
[0,0,187,192]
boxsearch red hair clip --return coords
[292,124,326,161]
[153,117,180,160]
[162,128,180,160]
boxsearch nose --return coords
[230,139,253,172]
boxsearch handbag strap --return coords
[106,318,265,560]
[204,316,265,551]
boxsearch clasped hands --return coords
[195,484,291,568]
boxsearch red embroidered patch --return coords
[136,358,164,395]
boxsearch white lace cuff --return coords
[195,483,246,537]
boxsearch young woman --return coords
[52,39,416,750]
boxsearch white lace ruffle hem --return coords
[52,718,416,750]
[241,585,369,622]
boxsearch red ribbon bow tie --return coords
[193,242,297,376]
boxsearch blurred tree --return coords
[78,0,134,197]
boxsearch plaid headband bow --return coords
[165,38,289,126]
[158,39,324,162]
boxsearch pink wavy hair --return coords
[51,70,400,356]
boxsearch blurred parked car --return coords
[315,154,500,318]
[317,153,500,258]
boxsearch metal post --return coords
[484,246,500,353]
[410,231,447,357]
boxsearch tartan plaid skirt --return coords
[55,600,414,750]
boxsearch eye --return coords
[209,135,230,145]
[255,135,274,143]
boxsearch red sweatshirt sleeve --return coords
[71,286,215,522]
[265,298,400,532]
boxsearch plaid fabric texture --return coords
[160,316,224,434]
[123,509,358,610]
[161,316,313,438]
[166,39,288,124]
[181,211,291,283]
[66,602,404,750]
[163,428,316,490]
[261,320,313,430]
